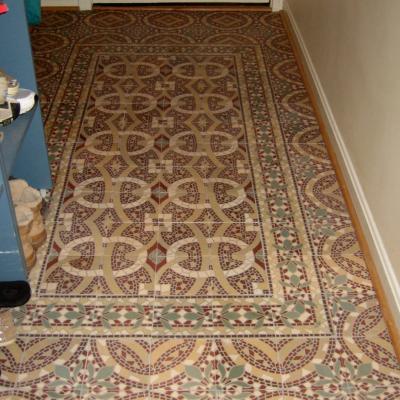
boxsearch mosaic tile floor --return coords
[1,8,399,400]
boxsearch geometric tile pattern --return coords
[1,9,398,399]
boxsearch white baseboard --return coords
[271,0,283,11]
[41,0,91,7]
[283,1,400,331]
[78,0,92,9]
[42,0,78,6]
[94,0,267,2]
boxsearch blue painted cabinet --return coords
[0,0,52,306]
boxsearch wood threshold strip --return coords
[42,5,271,12]
[93,4,271,11]
[280,10,400,361]
[42,6,80,10]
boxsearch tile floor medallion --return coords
[0,8,399,399]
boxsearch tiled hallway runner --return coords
[1,9,399,399]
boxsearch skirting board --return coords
[41,0,272,6]
[283,2,400,336]
[42,0,78,5]
[94,0,267,3]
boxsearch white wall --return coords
[285,0,400,327]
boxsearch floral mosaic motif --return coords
[12,305,27,326]
[49,362,115,399]
[12,304,64,328]
[12,303,150,331]
[278,275,315,325]
[323,274,356,316]
[220,304,243,329]
[182,364,250,400]
[307,208,336,237]
[8,8,397,399]
[159,304,208,330]
[314,361,384,399]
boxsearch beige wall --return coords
[285,0,400,309]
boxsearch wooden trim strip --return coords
[92,5,271,11]
[41,5,271,12]
[42,7,80,10]
[280,10,400,361]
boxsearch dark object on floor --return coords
[0,280,31,307]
